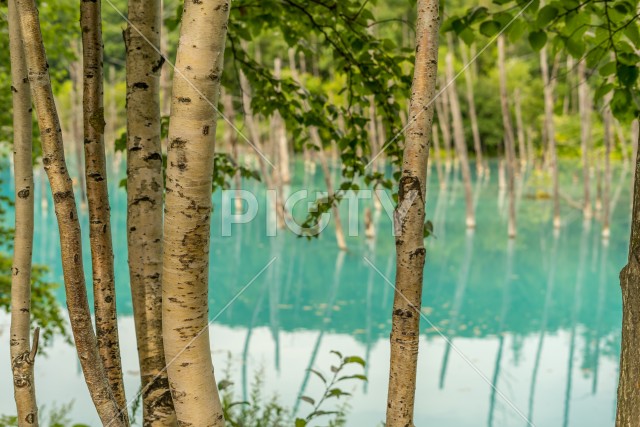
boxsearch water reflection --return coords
[0,160,628,426]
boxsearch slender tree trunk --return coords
[578,60,592,220]
[289,49,347,250]
[386,1,439,425]
[273,58,291,185]
[125,0,177,424]
[540,46,561,228]
[602,93,613,239]
[81,0,128,416]
[445,49,475,228]
[432,124,445,190]
[497,36,517,238]
[15,0,126,424]
[460,43,484,174]
[616,128,640,426]
[8,1,39,423]
[162,1,230,424]
[435,83,452,169]
[514,88,527,168]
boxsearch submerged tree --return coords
[386,0,440,425]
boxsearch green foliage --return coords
[217,350,366,426]
[295,350,367,427]
[443,0,640,122]
[0,254,70,348]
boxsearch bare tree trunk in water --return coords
[273,58,291,185]
[81,0,128,415]
[432,124,445,190]
[125,0,177,423]
[578,59,592,220]
[602,93,613,239]
[8,1,39,423]
[497,36,517,238]
[162,1,230,424]
[616,128,640,426]
[460,43,484,174]
[445,47,475,228]
[15,0,126,424]
[435,83,452,170]
[540,45,561,228]
[386,1,439,425]
[289,49,347,250]
[514,89,527,168]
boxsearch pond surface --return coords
[0,158,629,426]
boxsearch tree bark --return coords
[445,48,475,228]
[540,46,561,228]
[616,127,640,426]
[81,0,127,416]
[385,1,439,425]
[125,0,177,424]
[162,1,230,425]
[497,36,517,238]
[459,43,484,174]
[578,59,592,220]
[15,0,126,424]
[8,1,39,424]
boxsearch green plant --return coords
[295,351,367,427]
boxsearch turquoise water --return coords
[0,157,629,426]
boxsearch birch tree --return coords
[14,0,126,424]
[386,0,439,424]
[162,0,230,424]
[80,0,127,414]
[8,0,38,423]
[125,0,177,423]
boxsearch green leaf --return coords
[594,83,614,102]
[599,61,617,77]
[338,374,368,382]
[479,20,501,37]
[536,5,558,28]
[343,356,366,367]
[301,396,316,405]
[625,24,640,48]
[617,63,639,87]
[565,36,586,58]
[528,30,548,51]
[309,369,327,384]
[295,418,307,427]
